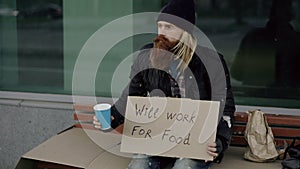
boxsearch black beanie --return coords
[157,0,196,33]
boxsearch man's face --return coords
[157,21,183,42]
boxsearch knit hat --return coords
[157,0,196,33]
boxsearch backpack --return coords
[282,137,300,169]
[244,110,279,162]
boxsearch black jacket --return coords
[110,44,235,162]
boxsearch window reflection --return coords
[229,0,300,104]
[193,0,300,108]
[17,1,63,89]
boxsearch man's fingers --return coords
[94,125,101,129]
[93,121,101,128]
[207,142,218,158]
[93,116,98,122]
[93,115,101,129]
[208,142,217,148]
[207,151,218,158]
[93,120,101,125]
[208,146,217,153]
[93,115,114,129]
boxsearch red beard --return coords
[150,35,179,70]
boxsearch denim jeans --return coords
[127,154,211,169]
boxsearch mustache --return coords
[153,34,179,51]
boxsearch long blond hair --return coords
[172,31,197,72]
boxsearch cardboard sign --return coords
[120,96,220,161]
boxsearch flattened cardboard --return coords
[16,128,127,169]
[121,96,220,161]
[87,150,131,169]
[20,128,102,168]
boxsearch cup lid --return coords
[93,103,111,110]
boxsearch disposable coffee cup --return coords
[94,103,111,130]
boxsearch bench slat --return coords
[74,104,94,112]
[74,123,124,134]
[231,135,300,147]
[74,123,97,130]
[233,125,300,138]
[231,136,248,146]
[74,113,93,122]
[234,112,300,127]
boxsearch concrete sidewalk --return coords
[212,147,282,169]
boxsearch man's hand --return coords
[93,115,114,130]
[207,138,223,160]
[207,142,218,158]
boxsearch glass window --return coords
[0,0,299,110]
[1,0,64,93]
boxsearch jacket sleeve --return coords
[214,54,236,163]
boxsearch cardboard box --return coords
[15,128,131,169]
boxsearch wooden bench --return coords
[231,112,300,148]
[73,104,300,148]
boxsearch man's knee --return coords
[172,158,210,169]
